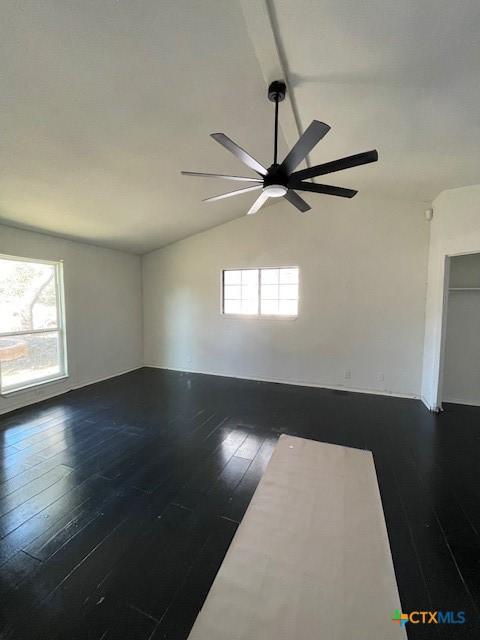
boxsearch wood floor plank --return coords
[0,457,66,497]
[223,437,276,522]
[0,464,73,516]
[150,516,238,640]
[0,550,41,595]
[0,469,76,537]
[0,475,112,566]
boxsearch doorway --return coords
[440,252,480,407]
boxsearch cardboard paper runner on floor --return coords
[188,434,407,640]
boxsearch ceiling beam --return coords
[239,0,312,172]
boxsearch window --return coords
[223,269,259,315]
[0,255,67,394]
[260,268,299,316]
[222,267,299,317]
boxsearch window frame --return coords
[221,266,300,320]
[0,253,68,396]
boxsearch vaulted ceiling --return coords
[1,0,479,253]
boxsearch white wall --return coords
[440,253,480,406]
[0,224,143,413]
[143,194,429,397]
[421,185,480,410]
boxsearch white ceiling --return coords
[269,0,480,202]
[1,0,479,254]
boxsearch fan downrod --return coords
[268,80,286,103]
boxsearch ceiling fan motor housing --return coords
[264,163,288,188]
[263,163,288,198]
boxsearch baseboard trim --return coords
[0,365,142,415]
[443,397,480,408]
[70,366,143,392]
[144,363,420,401]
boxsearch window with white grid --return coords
[260,267,299,316]
[222,267,299,317]
[0,254,68,394]
[222,269,259,315]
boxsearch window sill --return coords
[1,374,69,397]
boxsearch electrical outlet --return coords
[344,369,351,380]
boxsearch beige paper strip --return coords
[188,434,407,640]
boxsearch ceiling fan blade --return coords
[290,150,378,182]
[181,171,262,182]
[211,133,267,176]
[283,190,311,213]
[280,120,330,175]
[247,190,270,215]
[203,184,262,203]
[289,181,357,198]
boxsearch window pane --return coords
[261,284,278,300]
[32,274,59,329]
[224,270,259,314]
[261,299,278,315]
[0,331,62,392]
[241,269,258,285]
[279,284,298,300]
[224,270,241,285]
[224,299,241,314]
[241,284,258,300]
[279,299,298,316]
[224,285,241,300]
[279,268,299,284]
[260,269,279,285]
[0,259,58,332]
[240,298,258,314]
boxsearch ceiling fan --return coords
[181,81,378,215]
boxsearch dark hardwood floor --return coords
[0,367,479,639]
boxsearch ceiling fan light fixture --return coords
[264,184,287,198]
